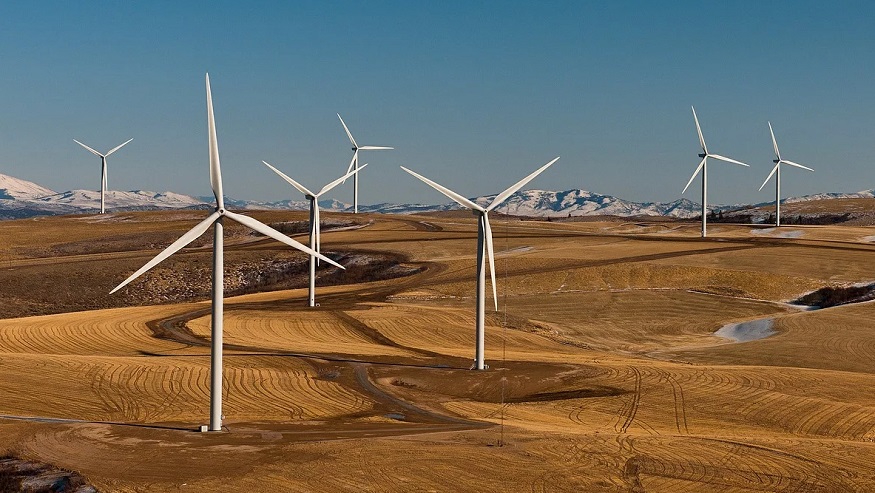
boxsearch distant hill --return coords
[0,173,56,200]
[0,171,871,221]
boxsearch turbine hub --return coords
[773,159,780,164]
[698,153,706,158]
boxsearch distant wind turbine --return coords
[682,107,750,238]
[73,138,133,214]
[261,161,365,307]
[759,122,814,227]
[401,157,559,370]
[110,74,343,432]
[337,114,393,213]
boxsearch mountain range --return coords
[0,172,868,221]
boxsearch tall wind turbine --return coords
[682,107,750,238]
[73,137,133,214]
[401,157,559,370]
[759,122,814,227]
[336,114,393,213]
[261,161,365,307]
[110,74,343,432]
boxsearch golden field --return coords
[1,204,875,491]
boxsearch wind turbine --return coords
[337,114,393,213]
[73,137,133,214]
[682,107,750,238]
[110,74,343,432]
[758,122,814,227]
[261,161,365,307]
[401,157,559,370]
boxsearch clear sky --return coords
[0,1,872,206]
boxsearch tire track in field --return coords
[652,367,689,435]
[617,367,642,434]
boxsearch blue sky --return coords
[0,1,872,206]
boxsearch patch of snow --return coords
[715,319,776,342]
[750,228,804,238]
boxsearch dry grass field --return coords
[2,203,875,491]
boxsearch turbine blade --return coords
[318,164,367,196]
[110,211,221,294]
[487,157,559,212]
[400,166,484,211]
[682,158,706,194]
[781,159,814,171]
[342,150,358,184]
[483,214,498,312]
[768,122,781,160]
[337,113,358,149]
[358,146,394,151]
[73,140,103,158]
[262,161,314,197]
[206,73,225,210]
[104,138,133,157]
[709,153,750,167]
[692,106,708,154]
[223,210,343,269]
[759,164,779,191]
[314,205,321,266]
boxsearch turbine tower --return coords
[261,160,365,307]
[759,122,814,227]
[73,137,133,214]
[682,107,750,238]
[336,114,393,214]
[401,157,559,370]
[110,74,343,432]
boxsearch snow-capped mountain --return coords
[0,174,56,200]
[35,189,206,209]
[471,190,701,218]
[0,171,873,221]
[0,173,208,217]
[783,190,875,203]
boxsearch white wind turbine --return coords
[682,106,750,238]
[261,161,365,307]
[110,74,343,432]
[759,122,814,227]
[401,157,559,370]
[73,137,133,214]
[337,114,393,213]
